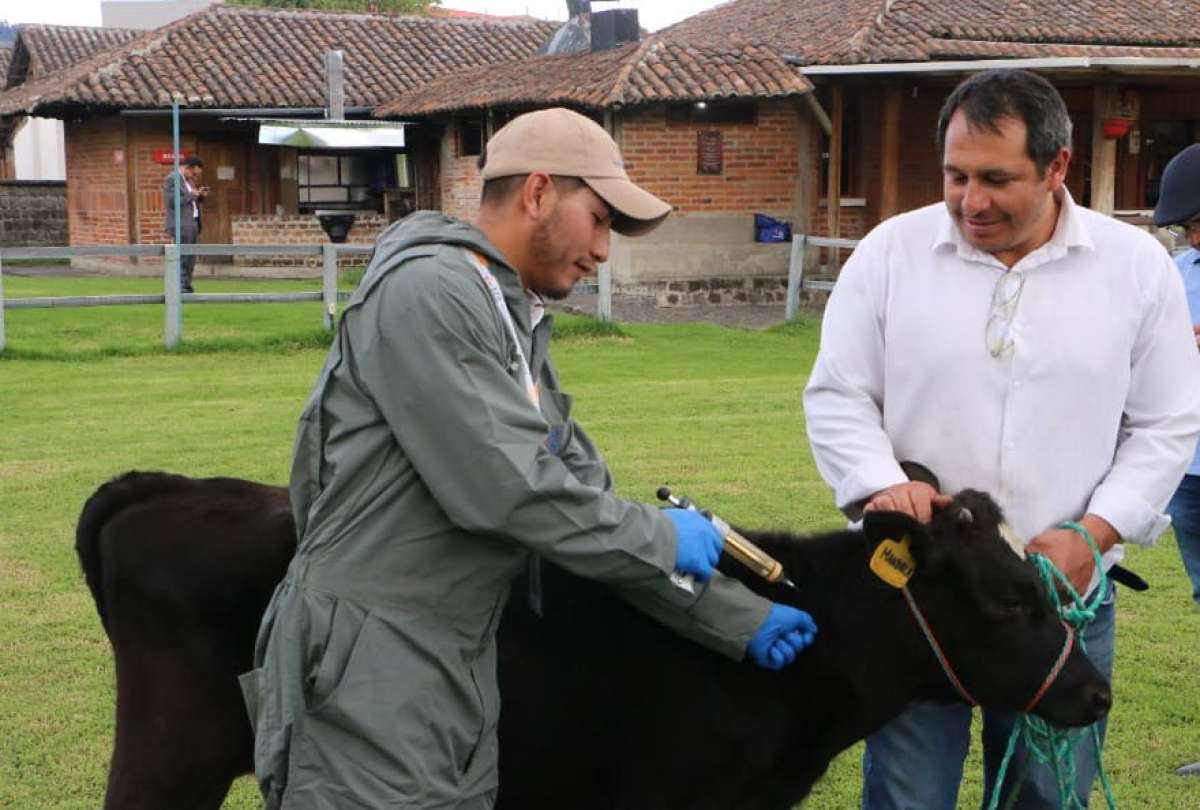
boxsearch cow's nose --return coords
[1089,683,1112,717]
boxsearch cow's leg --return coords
[104,635,252,810]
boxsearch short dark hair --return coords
[183,155,204,168]
[477,144,584,206]
[935,69,1072,176]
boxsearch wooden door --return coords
[197,136,248,258]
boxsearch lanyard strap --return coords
[464,249,539,410]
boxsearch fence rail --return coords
[0,242,373,353]
[785,233,861,320]
[0,242,616,354]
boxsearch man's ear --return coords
[520,172,556,220]
[1045,146,1071,191]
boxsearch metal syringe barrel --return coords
[656,486,792,587]
[708,514,789,585]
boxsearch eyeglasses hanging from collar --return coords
[985,269,1026,358]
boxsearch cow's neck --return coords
[735,527,952,800]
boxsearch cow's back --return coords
[76,472,295,810]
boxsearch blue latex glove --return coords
[747,603,818,670]
[665,508,723,582]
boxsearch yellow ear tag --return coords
[869,535,916,588]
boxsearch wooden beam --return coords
[879,84,902,221]
[1089,84,1116,215]
[826,85,844,272]
[827,84,844,239]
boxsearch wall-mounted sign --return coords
[697,130,723,175]
[154,149,194,165]
[217,166,235,181]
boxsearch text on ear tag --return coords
[870,536,916,588]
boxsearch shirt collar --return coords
[527,290,546,330]
[932,187,1094,267]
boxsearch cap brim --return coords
[583,176,672,237]
[1153,204,1200,228]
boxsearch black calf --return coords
[76,472,1110,809]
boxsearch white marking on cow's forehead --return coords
[999,522,1026,560]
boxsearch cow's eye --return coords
[997,596,1027,617]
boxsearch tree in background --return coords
[225,0,441,13]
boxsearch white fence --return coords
[0,242,618,354]
[785,233,860,321]
[0,242,373,353]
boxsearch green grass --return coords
[1,277,1198,808]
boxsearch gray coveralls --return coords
[240,212,771,809]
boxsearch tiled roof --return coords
[661,0,1200,65]
[927,39,1200,60]
[427,7,547,21]
[0,47,10,84]
[7,24,141,86]
[375,36,812,116]
[0,4,558,116]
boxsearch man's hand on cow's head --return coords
[864,481,954,523]
[1027,514,1120,597]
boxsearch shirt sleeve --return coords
[356,260,769,659]
[802,227,908,515]
[1087,248,1200,544]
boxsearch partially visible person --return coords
[162,154,208,293]
[242,107,817,810]
[1152,142,1200,778]
[803,69,1200,808]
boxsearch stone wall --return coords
[0,180,68,247]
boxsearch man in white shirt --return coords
[804,69,1200,808]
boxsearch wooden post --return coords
[164,243,181,349]
[322,242,338,331]
[827,85,844,273]
[0,251,6,354]
[597,259,612,322]
[785,234,807,321]
[1090,85,1116,216]
[879,84,902,221]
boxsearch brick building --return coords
[381,0,1200,301]
[377,32,815,304]
[0,5,556,268]
[3,0,1200,295]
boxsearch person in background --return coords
[241,107,817,810]
[1152,141,1200,778]
[162,154,208,293]
[803,69,1200,808]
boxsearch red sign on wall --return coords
[154,149,194,165]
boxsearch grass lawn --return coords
[1,276,1198,808]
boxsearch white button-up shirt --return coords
[804,191,1200,579]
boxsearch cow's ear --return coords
[862,510,930,588]
[899,461,940,492]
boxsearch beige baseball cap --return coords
[481,107,672,237]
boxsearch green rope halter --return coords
[986,520,1117,810]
